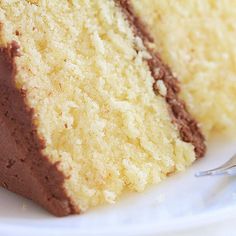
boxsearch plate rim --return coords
[0,204,236,236]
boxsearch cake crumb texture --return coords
[132,0,236,137]
[0,0,196,212]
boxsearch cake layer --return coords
[117,0,205,160]
[0,43,75,216]
[131,0,236,137]
[0,0,205,216]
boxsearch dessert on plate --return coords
[131,0,236,137]
[0,0,205,216]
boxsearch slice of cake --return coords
[131,0,236,137]
[0,0,205,216]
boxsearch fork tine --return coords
[195,168,228,177]
[195,154,236,177]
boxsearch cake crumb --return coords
[154,80,167,96]
[104,190,116,204]
[26,0,39,4]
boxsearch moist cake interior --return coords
[131,0,236,137]
[0,0,204,214]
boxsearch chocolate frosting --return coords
[0,42,76,216]
[117,0,206,158]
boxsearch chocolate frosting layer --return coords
[0,42,76,216]
[117,0,206,158]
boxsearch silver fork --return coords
[195,154,236,177]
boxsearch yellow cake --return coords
[131,0,236,137]
[0,0,205,216]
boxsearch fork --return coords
[195,154,236,177]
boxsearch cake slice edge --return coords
[117,0,206,158]
[0,42,76,216]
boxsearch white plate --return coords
[1,137,236,236]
